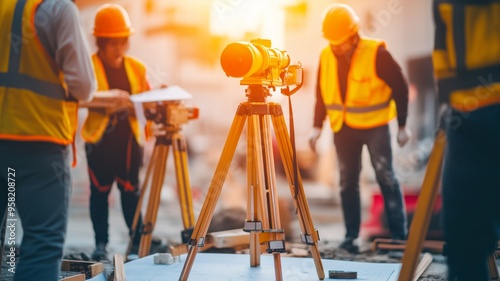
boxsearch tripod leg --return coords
[126,143,159,257]
[172,132,196,242]
[138,143,170,257]
[270,104,325,280]
[246,115,266,267]
[179,112,247,281]
[398,130,446,281]
[259,114,285,281]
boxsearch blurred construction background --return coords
[64,0,441,256]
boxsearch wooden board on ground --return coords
[60,260,103,280]
[113,254,126,281]
[371,238,445,254]
[413,253,433,281]
[169,229,250,256]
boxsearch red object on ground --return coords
[361,191,443,240]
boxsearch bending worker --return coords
[0,0,96,280]
[433,0,500,280]
[309,3,410,253]
[82,3,150,261]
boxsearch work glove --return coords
[397,127,411,147]
[308,128,321,152]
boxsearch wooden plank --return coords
[371,238,444,254]
[413,253,433,281]
[210,229,249,248]
[170,229,249,256]
[61,260,104,279]
[113,254,126,281]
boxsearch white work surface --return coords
[88,253,401,281]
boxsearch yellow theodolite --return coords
[179,39,324,281]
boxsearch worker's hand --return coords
[397,127,411,147]
[111,89,131,108]
[308,128,322,153]
[112,89,130,100]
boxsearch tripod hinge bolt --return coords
[142,223,154,234]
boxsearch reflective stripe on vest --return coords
[433,2,500,111]
[320,38,396,132]
[81,54,150,145]
[0,0,75,145]
[325,100,392,113]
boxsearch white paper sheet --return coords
[130,86,193,103]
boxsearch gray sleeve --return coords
[43,1,96,101]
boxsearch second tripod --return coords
[127,101,198,258]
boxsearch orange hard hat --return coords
[93,4,134,38]
[321,3,359,45]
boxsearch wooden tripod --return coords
[397,129,499,280]
[126,121,196,258]
[179,85,324,281]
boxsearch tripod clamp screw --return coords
[243,221,263,232]
[188,237,205,247]
[300,229,321,245]
[267,240,286,253]
[141,223,154,235]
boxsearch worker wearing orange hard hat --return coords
[309,3,410,253]
[82,3,151,261]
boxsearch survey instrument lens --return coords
[220,38,301,88]
[220,42,256,78]
[221,39,289,78]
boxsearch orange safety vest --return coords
[0,0,77,145]
[319,38,397,132]
[82,54,150,145]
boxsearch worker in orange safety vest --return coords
[81,3,152,261]
[0,0,96,280]
[309,3,410,253]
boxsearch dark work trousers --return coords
[334,124,407,240]
[0,141,70,281]
[442,105,500,281]
[85,114,143,247]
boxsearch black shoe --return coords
[338,238,359,254]
[91,243,108,261]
